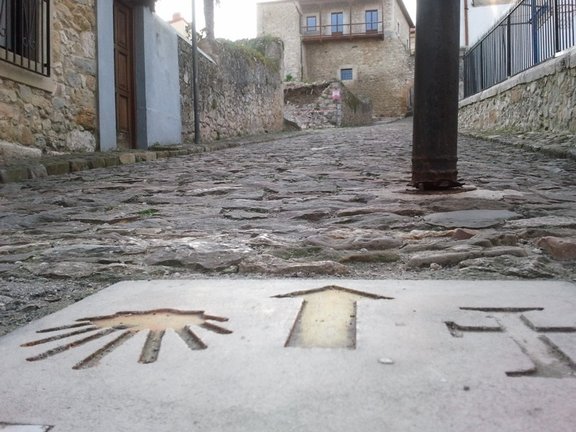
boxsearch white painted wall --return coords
[139,10,182,147]
[97,3,181,150]
[96,0,117,151]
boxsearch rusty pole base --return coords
[410,179,463,192]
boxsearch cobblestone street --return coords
[1,118,576,334]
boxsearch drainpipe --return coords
[191,0,201,144]
[294,0,304,80]
[349,1,352,36]
[411,0,461,190]
[464,0,469,47]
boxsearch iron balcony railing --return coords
[301,21,385,41]
[0,0,51,77]
[463,0,576,97]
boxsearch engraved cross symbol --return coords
[446,307,576,378]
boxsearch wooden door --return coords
[114,0,136,149]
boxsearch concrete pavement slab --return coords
[0,279,575,432]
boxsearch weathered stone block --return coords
[44,160,71,176]
[452,228,478,240]
[103,156,121,167]
[27,164,48,179]
[143,152,158,161]
[118,153,136,165]
[0,140,42,164]
[75,108,97,132]
[339,251,400,263]
[65,130,97,153]
[0,166,30,183]
[69,159,90,172]
[537,236,576,261]
[134,152,156,162]
[132,152,145,162]
[87,157,108,169]
[0,101,17,118]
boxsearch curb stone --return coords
[5,127,572,184]
[460,130,576,161]
[0,131,308,185]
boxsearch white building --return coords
[168,12,190,40]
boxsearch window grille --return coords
[340,68,353,80]
[464,0,576,97]
[0,0,51,77]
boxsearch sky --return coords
[154,1,510,46]
[155,0,417,41]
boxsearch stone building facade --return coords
[257,0,415,117]
[0,0,99,161]
[0,0,178,162]
[1,0,284,164]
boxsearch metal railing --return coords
[463,0,576,97]
[0,0,51,77]
[301,21,384,41]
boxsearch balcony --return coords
[301,22,384,43]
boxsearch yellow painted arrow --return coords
[275,286,393,349]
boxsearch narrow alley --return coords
[1,119,576,335]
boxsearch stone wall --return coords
[284,81,373,129]
[256,0,414,117]
[459,48,576,134]
[392,0,412,49]
[304,37,414,117]
[257,0,302,81]
[0,0,98,164]
[179,38,284,143]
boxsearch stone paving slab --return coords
[2,119,576,339]
[0,131,306,184]
[0,279,575,432]
[423,209,521,228]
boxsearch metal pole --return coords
[531,0,539,65]
[507,14,512,78]
[411,0,461,190]
[191,0,201,144]
[480,42,484,90]
[554,0,560,53]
